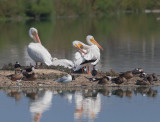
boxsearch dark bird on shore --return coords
[11,68,23,81]
[22,72,38,81]
[25,66,35,73]
[91,68,98,77]
[14,61,21,69]
[146,74,153,82]
[119,71,133,80]
[98,76,109,85]
[152,73,158,81]
[139,72,147,78]
[136,80,150,85]
[114,77,127,84]
[132,68,144,75]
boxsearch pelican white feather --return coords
[27,27,53,66]
[72,36,103,73]
[52,58,74,69]
[73,52,85,71]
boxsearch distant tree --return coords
[94,0,116,14]
[0,0,25,17]
[25,0,54,20]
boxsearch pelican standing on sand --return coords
[73,35,103,74]
[27,27,53,67]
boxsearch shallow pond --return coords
[0,87,159,122]
[0,14,160,74]
[0,14,160,122]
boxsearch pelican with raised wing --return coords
[27,27,53,66]
[73,35,103,74]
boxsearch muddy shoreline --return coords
[1,64,160,89]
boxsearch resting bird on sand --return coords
[27,27,53,67]
[11,68,23,81]
[14,61,21,69]
[24,66,35,73]
[55,74,75,83]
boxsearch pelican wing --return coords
[83,45,100,65]
[74,52,84,66]
[27,43,52,66]
[52,59,74,69]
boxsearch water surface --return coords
[0,87,159,122]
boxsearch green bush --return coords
[0,0,25,17]
[25,0,54,19]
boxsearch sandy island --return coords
[0,63,160,89]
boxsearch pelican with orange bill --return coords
[27,27,53,67]
[73,35,103,74]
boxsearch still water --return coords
[0,14,160,122]
[0,87,159,122]
[0,14,160,74]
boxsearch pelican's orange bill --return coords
[33,32,41,44]
[91,39,103,50]
[35,33,42,44]
[74,44,87,54]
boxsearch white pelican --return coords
[73,35,103,74]
[55,74,75,83]
[27,27,53,66]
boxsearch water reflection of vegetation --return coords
[0,14,160,51]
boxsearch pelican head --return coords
[29,27,41,44]
[86,35,103,50]
[73,40,87,54]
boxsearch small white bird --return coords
[55,74,75,83]
[27,27,53,66]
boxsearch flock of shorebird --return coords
[10,27,104,83]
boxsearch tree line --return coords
[0,0,160,19]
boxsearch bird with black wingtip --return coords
[22,66,37,81]
[14,61,21,69]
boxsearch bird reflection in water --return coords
[98,87,157,98]
[7,91,21,101]
[134,87,157,98]
[74,89,101,122]
[55,90,73,103]
[28,90,53,122]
